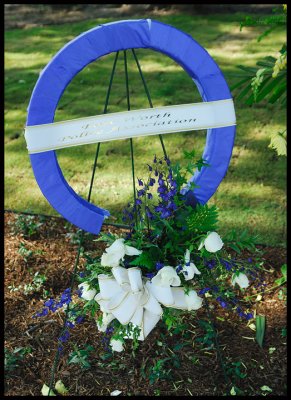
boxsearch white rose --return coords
[78,282,97,301]
[152,266,181,287]
[231,272,249,289]
[180,249,201,280]
[198,232,223,253]
[101,238,142,268]
[185,290,203,311]
[110,338,124,352]
[96,312,115,332]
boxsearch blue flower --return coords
[44,299,55,309]
[246,312,253,320]
[155,262,164,271]
[147,193,153,200]
[58,330,70,343]
[176,265,183,273]
[198,287,211,295]
[76,316,84,324]
[145,272,155,279]
[149,178,155,186]
[137,189,145,197]
[138,179,143,186]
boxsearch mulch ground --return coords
[4,212,287,396]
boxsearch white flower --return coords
[152,266,181,287]
[101,238,142,268]
[78,282,97,301]
[185,290,203,311]
[231,272,249,289]
[198,232,223,253]
[180,249,201,280]
[110,338,124,352]
[96,312,115,332]
[41,384,56,396]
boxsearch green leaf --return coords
[281,264,287,279]
[236,83,252,101]
[230,77,252,91]
[129,250,157,270]
[256,315,266,348]
[186,204,218,234]
[275,264,287,285]
[268,132,287,156]
[255,74,285,103]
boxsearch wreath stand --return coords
[25,19,236,393]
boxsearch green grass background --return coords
[4,14,286,246]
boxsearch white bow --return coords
[94,266,201,340]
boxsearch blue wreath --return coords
[26,19,236,234]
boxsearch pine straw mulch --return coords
[4,212,287,396]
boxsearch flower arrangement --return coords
[34,152,265,354]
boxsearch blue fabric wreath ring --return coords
[26,19,236,234]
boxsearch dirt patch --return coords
[4,212,287,396]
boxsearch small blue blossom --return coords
[199,287,211,295]
[176,265,183,273]
[76,316,84,324]
[58,330,70,343]
[145,272,155,279]
[155,262,164,271]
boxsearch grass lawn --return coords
[4,14,286,246]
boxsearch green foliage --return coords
[186,204,218,233]
[18,242,34,261]
[256,315,266,348]
[226,361,247,380]
[11,214,44,238]
[224,229,257,253]
[145,358,173,385]
[275,264,287,286]
[68,345,94,369]
[269,130,287,156]
[232,54,286,106]
[162,308,187,332]
[129,246,161,270]
[232,5,287,157]
[5,347,32,372]
[196,320,216,349]
[23,271,47,295]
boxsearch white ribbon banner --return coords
[25,99,236,154]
